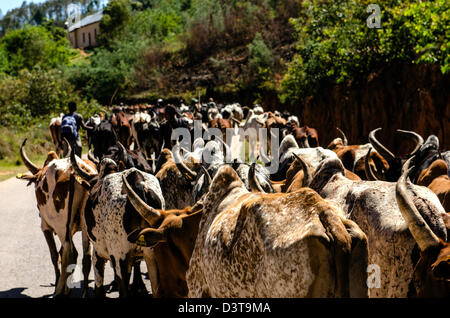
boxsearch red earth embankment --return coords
[283,63,449,153]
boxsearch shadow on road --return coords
[0,275,151,298]
[0,287,32,298]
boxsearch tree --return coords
[32,7,45,25]
[0,25,75,75]
[0,0,105,35]
[97,0,133,47]
[280,0,450,104]
[0,46,9,74]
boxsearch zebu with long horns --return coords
[368,127,424,181]
[327,128,389,180]
[185,165,369,297]
[122,170,208,297]
[305,156,448,297]
[268,134,339,181]
[123,161,371,298]
[16,139,97,297]
[396,159,450,297]
[69,150,164,297]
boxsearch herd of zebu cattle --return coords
[17,101,450,298]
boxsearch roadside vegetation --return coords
[0,125,50,181]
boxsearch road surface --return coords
[0,176,151,298]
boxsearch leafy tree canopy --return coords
[0,24,76,76]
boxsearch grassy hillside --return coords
[1,0,447,109]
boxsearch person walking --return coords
[60,101,92,157]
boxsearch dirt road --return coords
[0,176,151,298]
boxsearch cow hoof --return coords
[108,280,119,293]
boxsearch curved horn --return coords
[292,152,312,187]
[88,149,100,165]
[258,145,271,164]
[369,128,395,163]
[70,146,96,181]
[62,138,71,158]
[122,174,163,226]
[396,129,424,156]
[217,137,231,162]
[172,143,197,181]
[249,160,265,193]
[153,139,167,174]
[180,147,191,156]
[395,156,440,252]
[364,148,379,181]
[20,139,40,175]
[201,166,211,192]
[117,142,127,160]
[336,127,348,146]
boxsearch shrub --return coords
[0,67,100,127]
[0,24,75,76]
[125,5,185,44]
[183,1,268,63]
[65,38,147,104]
[248,33,274,72]
[280,0,450,104]
[379,0,449,74]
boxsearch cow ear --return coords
[44,152,58,166]
[128,228,142,243]
[16,173,37,186]
[128,228,166,247]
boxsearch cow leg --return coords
[93,251,106,298]
[112,254,132,298]
[119,255,132,298]
[43,229,60,289]
[52,241,77,297]
[106,258,118,293]
[108,256,122,296]
[79,195,92,298]
[108,271,119,292]
[143,249,159,297]
[81,229,91,298]
[54,240,78,297]
[130,261,148,296]
[55,174,79,297]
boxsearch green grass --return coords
[0,124,53,182]
[0,152,50,182]
[0,156,47,181]
[0,122,94,182]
